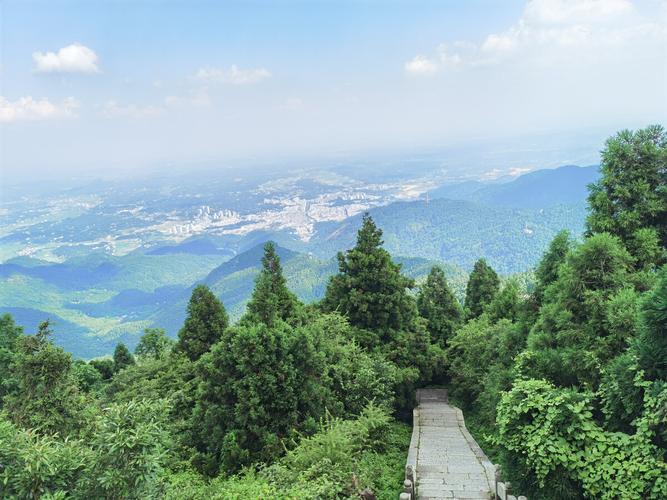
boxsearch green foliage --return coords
[81,399,172,499]
[89,358,115,380]
[175,284,228,361]
[599,353,645,433]
[135,327,175,360]
[464,258,499,319]
[486,280,521,323]
[189,320,323,474]
[637,266,667,381]
[322,214,418,335]
[446,317,523,409]
[113,342,135,372]
[495,378,667,500]
[417,266,463,347]
[0,414,88,499]
[164,405,410,500]
[71,359,103,392]
[4,321,85,436]
[243,241,300,327]
[0,313,23,404]
[587,125,667,269]
[526,233,635,388]
[533,230,571,306]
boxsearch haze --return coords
[1,0,666,183]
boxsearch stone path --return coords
[412,389,495,500]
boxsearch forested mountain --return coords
[308,198,586,273]
[0,126,665,499]
[429,164,599,208]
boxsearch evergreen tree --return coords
[526,233,635,387]
[636,266,667,381]
[587,125,667,269]
[417,266,463,347]
[189,321,324,475]
[322,214,417,334]
[486,280,521,323]
[176,284,228,361]
[464,258,500,319]
[0,314,23,405]
[4,321,84,435]
[533,230,571,306]
[135,328,174,360]
[244,242,299,327]
[113,342,135,372]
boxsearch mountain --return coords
[149,243,468,346]
[306,197,587,274]
[429,165,599,208]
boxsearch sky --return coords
[1,0,666,183]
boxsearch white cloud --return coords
[165,88,212,109]
[102,101,164,119]
[509,167,533,176]
[193,65,271,84]
[33,43,100,74]
[405,0,665,73]
[0,96,79,122]
[405,55,439,75]
[279,96,304,110]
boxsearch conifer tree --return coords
[637,266,667,381]
[464,258,500,319]
[0,314,23,405]
[244,242,299,327]
[486,280,521,323]
[176,284,228,361]
[533,230,571,306]
[587,125,667,268]
[322,214,417,334]
[113,342,135,372]
[4,320,84,435]
[417,266,462,347]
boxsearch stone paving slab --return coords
[414,389,494,500]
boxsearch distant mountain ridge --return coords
[429,165,599,208]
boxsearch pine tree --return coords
[176,284,228,361]
[322,214,417,334]
[417,266,463,347]
[533,230,571,306]
[0,314,23,404]
[486,280,521,323]
[636,266,667,381]
[587,125,667,269]
[243,242,299,327]
[464,258,500,320]
[113,342,135,372]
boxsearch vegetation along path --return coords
[405,389,496,500]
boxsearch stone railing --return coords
[493,464,527,500]
[399,407,419,500]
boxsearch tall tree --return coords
[189,321,323,475]
[244,242,299,327]
[0,314,23,405]
[176,284,228,361]
[636,266,667,381]
[417,266,463,347]
[135,328,174,360]
[533,230,571,306]
[464,258,500,320]
[486,280,521,323]
[4,321,84,435]
[587,125,667,269]
[527,233,634,387]
[322,214,417,334]
[113,342,135,372]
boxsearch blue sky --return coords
[1,0,666,181]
